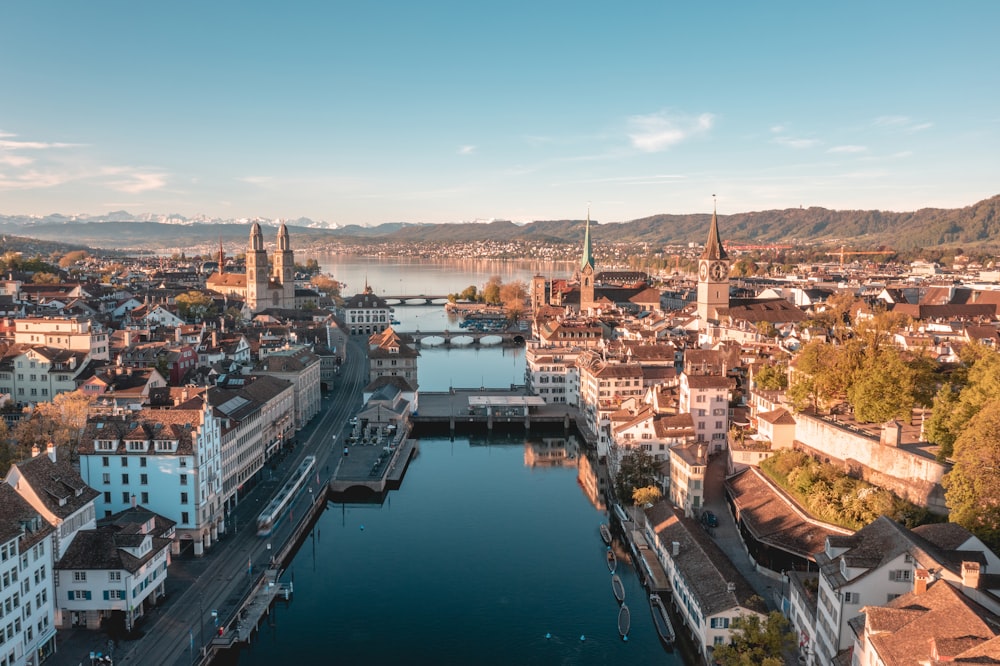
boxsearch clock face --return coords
[698,262,709,281]
[710,261,728,281]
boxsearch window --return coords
[181,492,189,505]
[844,591,860,604]
[103,492,111,503]
[102,473,110,485]
[140,457,147,468]
[108,572,121,582]
[121,492,130,504]
[102,456,109,467]
[140,474,148,485]
[710,617,730,629]
[180,475,188,486]
[141,492,149,504]
[889,570,911,582]
[73,571,87,582]
[121,474,129,485]
[121,457,128,467]
[181,512,189,524]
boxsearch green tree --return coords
[615,449,659,502]
[711,610,796,666]
[926,344,1000,457]
[847,348,915,423]
[754,364,788,391]
[175,291,217,321]
[459,285,479,302]
[632,485,662,507]
[942,399,1000,551]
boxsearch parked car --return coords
[701,510,718,528]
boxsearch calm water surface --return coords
[220,436,687,666]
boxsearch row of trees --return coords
[448,277,529,320]
[0,392,94,470]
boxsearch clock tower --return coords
[697,201,730,325]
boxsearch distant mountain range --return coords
[2,195,999,252]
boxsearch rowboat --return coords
[611,574,625,604]
[649,593,675,646]
[618,603,631,639]
[606,549,617,573]
[600,523,612,545]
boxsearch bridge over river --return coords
[383,295,450,305]
[410,330,527,346]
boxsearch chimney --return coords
[962,561,981,590]
[727,582,736,593]
[212,330,218,347]
[880,420,902,447]
[31,444,40,458]
[914,568,930,595]
[671,541,679,557]
[131,493,137,508]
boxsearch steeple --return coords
[250,222,264,251]
[217,237,225,274]
[277,222,290,251]
[581,208,595,272]
[701,197,728,261]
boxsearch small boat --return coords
[649,593,675,646]
[618,603,631,639]
[606,549,617,573]
[599,523,612,545]
[611,574,625,604]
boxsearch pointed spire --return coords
[581,206,594,272]
[218,236,225,274]
[701,195,728,261]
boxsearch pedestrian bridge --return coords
[383,295,450,305]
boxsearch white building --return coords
[342,290,392,336]
[254,345,321,430]
[78,400,224,557]
[14,316,109,361]
[644,501,768,664]
[54,507,174,633]
[524,343,582,406]
[678,372,732,452]
[0,346,90,405]
[0,484,57,666]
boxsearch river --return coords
[214,257,691,665]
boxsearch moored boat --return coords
[649,593,675,646]
[606,548,617,573]
[599,523,611,545]
[618,603,631,639]
[611,574,625,604]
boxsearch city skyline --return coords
[1,2,998,226]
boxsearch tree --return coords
[58,250,89,268]
[175,291,217,321]
[632,485,662,507]
[615,449,659,502]
[311,274,341,298]
[31,271,61,285]
[943,399,1000,551]
[754,364,788,391]
[482,276,502,306]
[711,610,796,666]
[12,391,95,462]
[499,280,528,320]
[926,344,1000,457]
[847,348,915,423]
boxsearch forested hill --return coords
[1,195,998,251]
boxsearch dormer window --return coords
[96,440,115,452]
[126,440,147,452]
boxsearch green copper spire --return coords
[581,208,595,272]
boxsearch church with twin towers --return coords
[206,221,299,313]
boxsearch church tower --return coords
[273,223,296,308]
[246,222,269,312]
[579,210,596,313]
[697,201,730,325]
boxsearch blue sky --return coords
[1,2,998,226]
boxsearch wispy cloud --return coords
[101,167,167,193]
[874,116,932,132]
[458,145,476,155]
[627,111,714,152]
[239,176,275,186]
[774,136,821,149]
[828,145,867,154]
